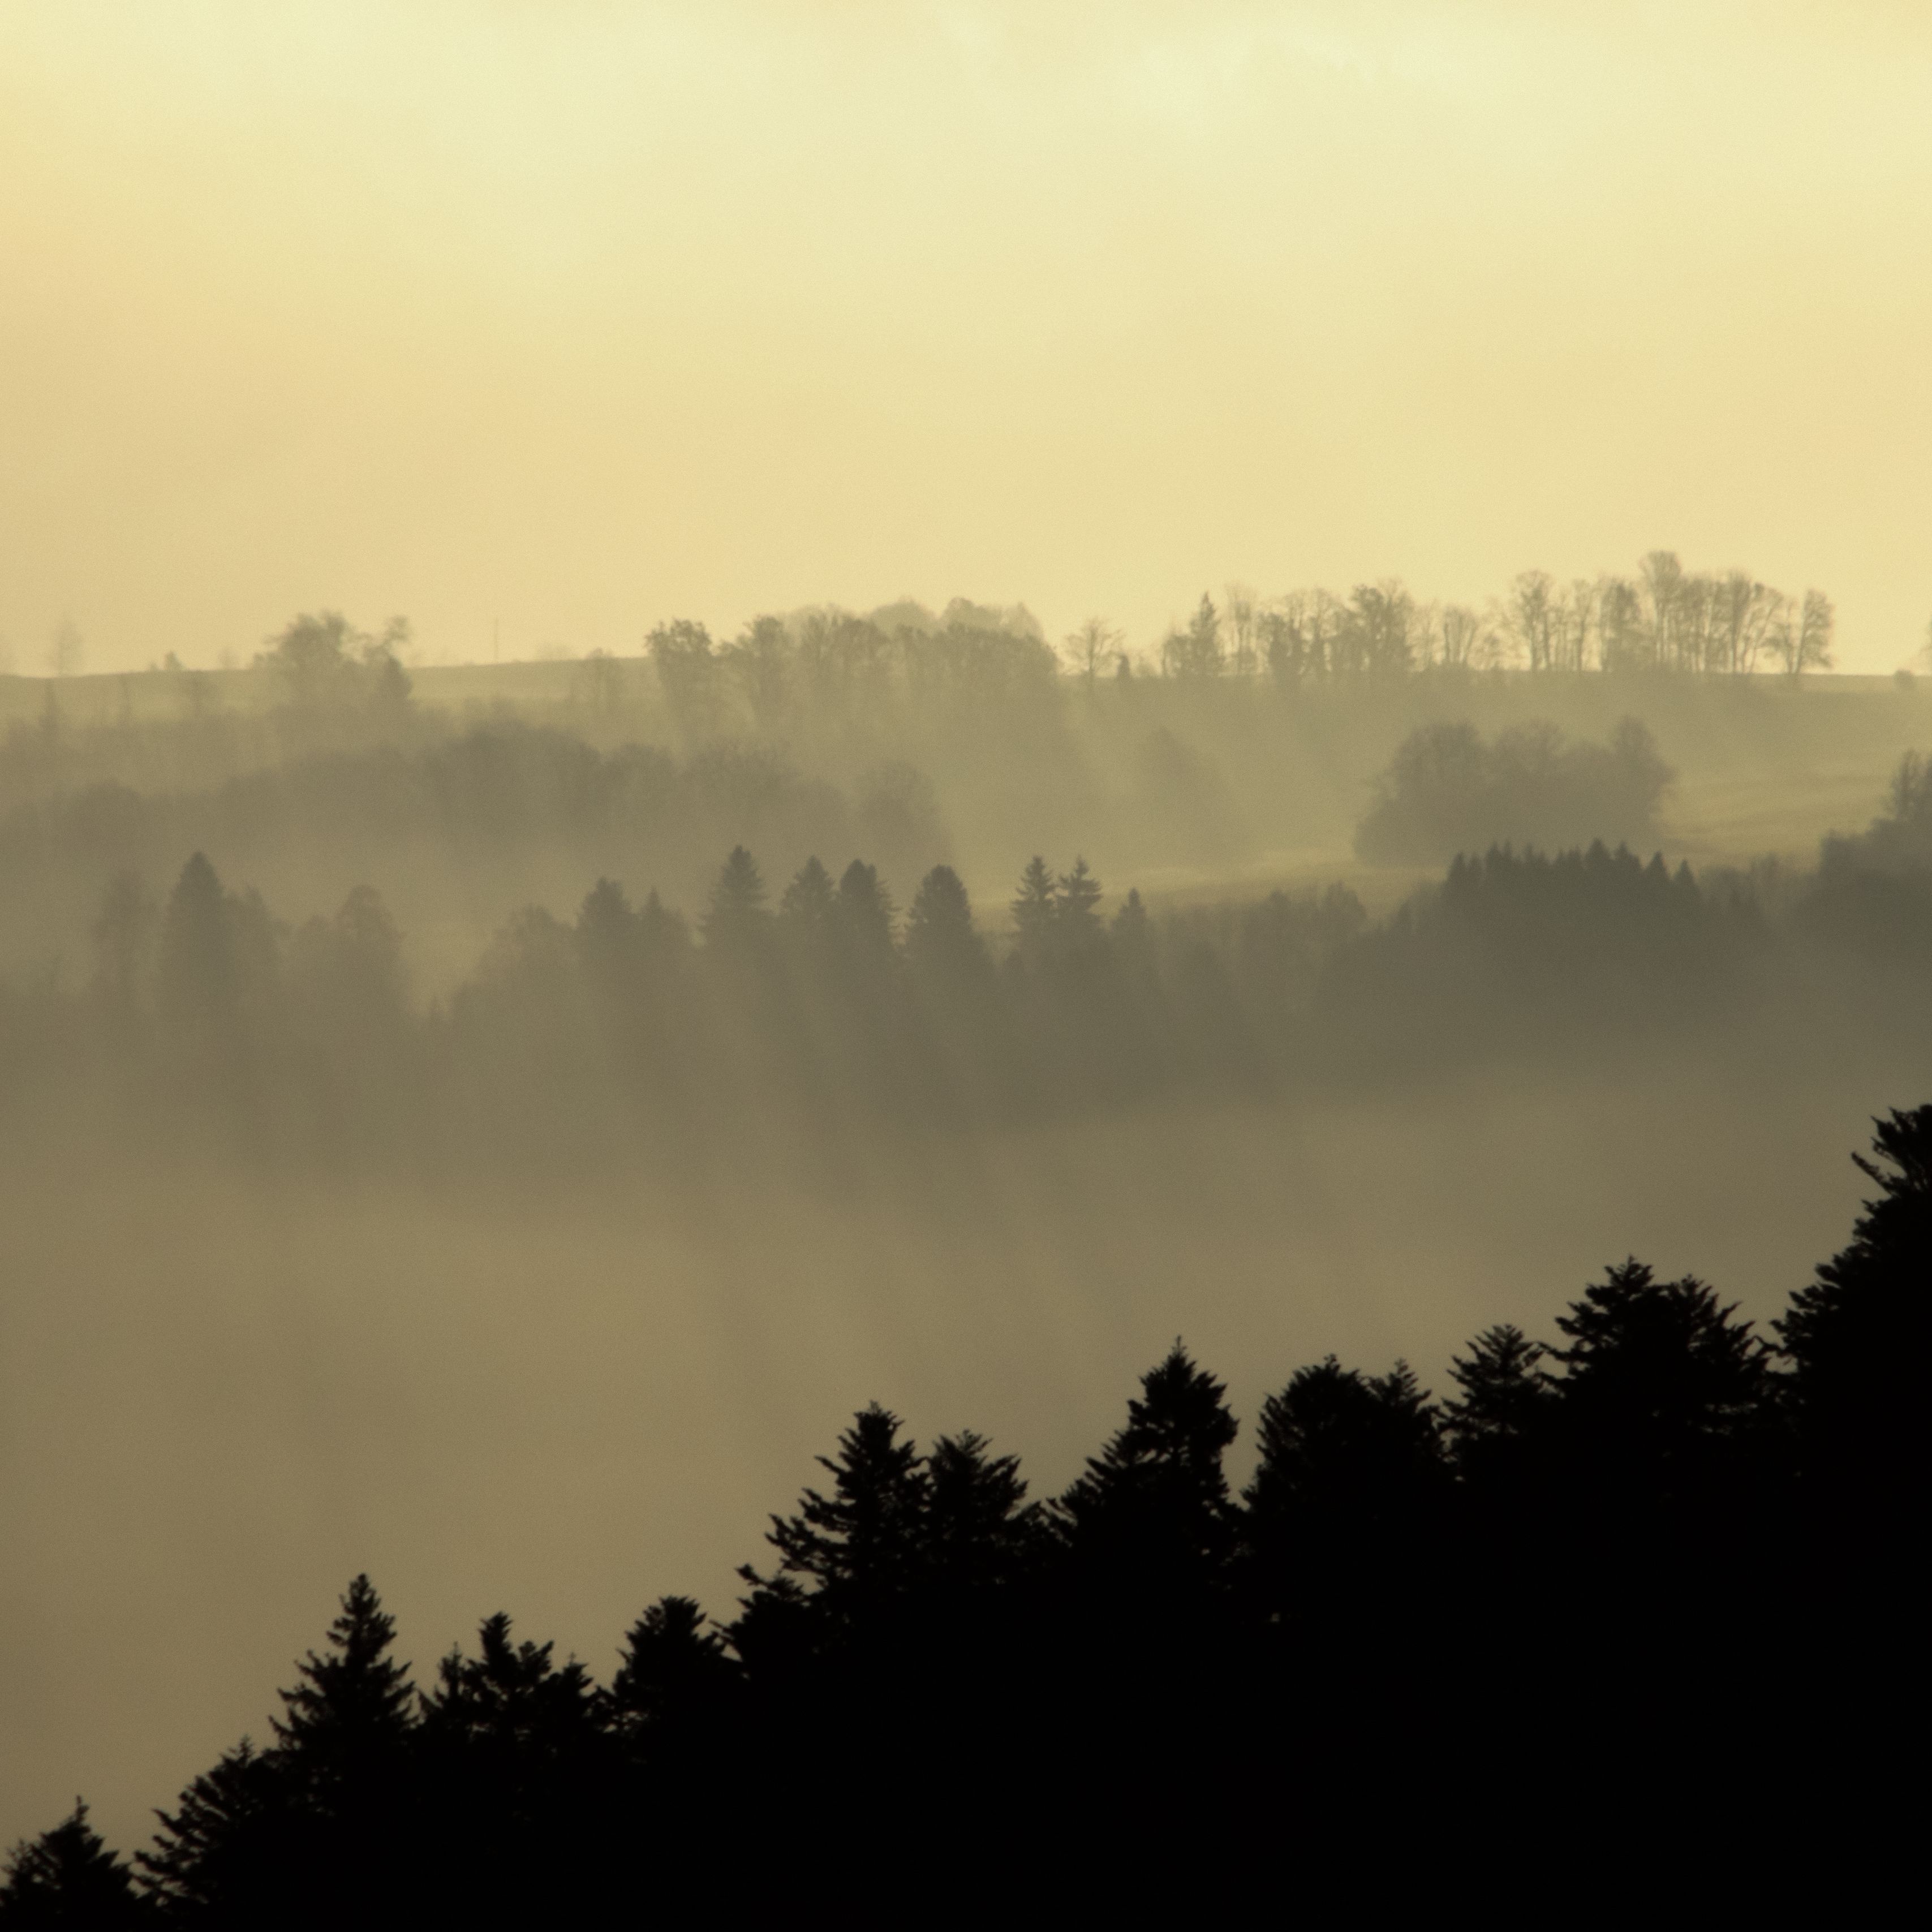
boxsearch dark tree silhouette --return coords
[1010,855,1058,958]
[778,856,836,938]
[0,1802,152,1927]
[143,1577,421,1927]
[606,1596,740,1740]
[1778,1105,1932,1528]
[903,864,987,979]
[14,1112,1929,1901]
[1057,1342,1239,1594]
[701,845,769,952]
[737,1404,928,1646]
[1545,1259,1776,1511]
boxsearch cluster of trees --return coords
[251,613,414,716]
[3,824,1814,1167]
[1354,715,1674,862]
[0,725,955,978]
[6,1107,1922,1917]
[647,600,1057,743]
[1132,552,1835,687]
[624,555,1838,743]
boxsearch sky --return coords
[2,1,1929,673]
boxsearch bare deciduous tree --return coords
[1062,616,1124,686]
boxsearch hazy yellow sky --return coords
[3,2,1929,673]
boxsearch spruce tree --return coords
[778,857,836,937]
[1777,1105,1932,1519]
[905,867,983,966]
[923,1431,1042,1594]
[833,860,897,960]
[272,1574,415,1775]
[742,1404,930,1628]
[140,1742,287,1921]
[1011,856,1058,961]
[1057,1342,1239,1590]
[1547,1261,1775,1504]
[1443,1324,1552,1482]
[0,1801,152,1926]
[1055,858,1104,945]
[702,846,771,952]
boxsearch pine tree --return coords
[1056,858,1104,945]
[1777,1106,1932,1508]
[1057,1343,1239,1589]
[778,857,836,936]
[154,852,239,1040]
[1,1801,152,1926]
[1011,856,1058,958]
[1111,887,1151,954]
[1546,1260,1775,1512]
[140,1741,288,1920]
[904,866,987,977]
[1240,1358,1446,1632]
[421,1612,602,1776]
[1443,1325,1552,1473]
[1245,1357,1444,1539]
[833,860,897,960]
[923,1431,1043,1593]
[608,1597,741,1737]
[273,1575,416,1774]
[745,1405,930,1627]
[702,846,771,952]
[636,888,690,962]
[575,877,637,972]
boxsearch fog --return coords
[0,1073,1888,1855]
[5,607,1932,1854]
[3,2,1929,1899]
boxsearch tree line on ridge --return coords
[3,1105,1922,1919]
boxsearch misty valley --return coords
[2,584,1927,1914]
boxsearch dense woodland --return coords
[2,1105,1922,1917]
[2,566,1925,1910]
[3,750,1931,1172]
[0,553,1896,980]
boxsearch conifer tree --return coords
[1011,857,1058,958]
[420,1612,602,1774]
[1057,1343,1239,1587]
[1546,1262,1775,1511]
[778,857,836,936]
[0,1801,152,1926]
[922,1431,1043,1593]
[1443,1325,1552,1471]
[1777,1105,1932,1509]
[833,860,897,959]
[1111,887,1151,954]
[154,853,240,1045]
[272,1574,416,1774]
[741,1405,930,1629]
[702,846,770,951]
[575,878,636,970]
[608,1597,740,1737]
[1245,1357,1444,1536]
[636,888,690,962]
[1056,858,1104,946]
[140,1742,287,1921]
[904,866,986,977]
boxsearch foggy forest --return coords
[5,3,1930,1918]
[3,566,1929,1913]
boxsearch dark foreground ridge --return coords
[5,1108,1925,1920]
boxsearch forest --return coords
[2,1103,1921,1918]
[2,566,1928,1904]
[3,749,1931,1173]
